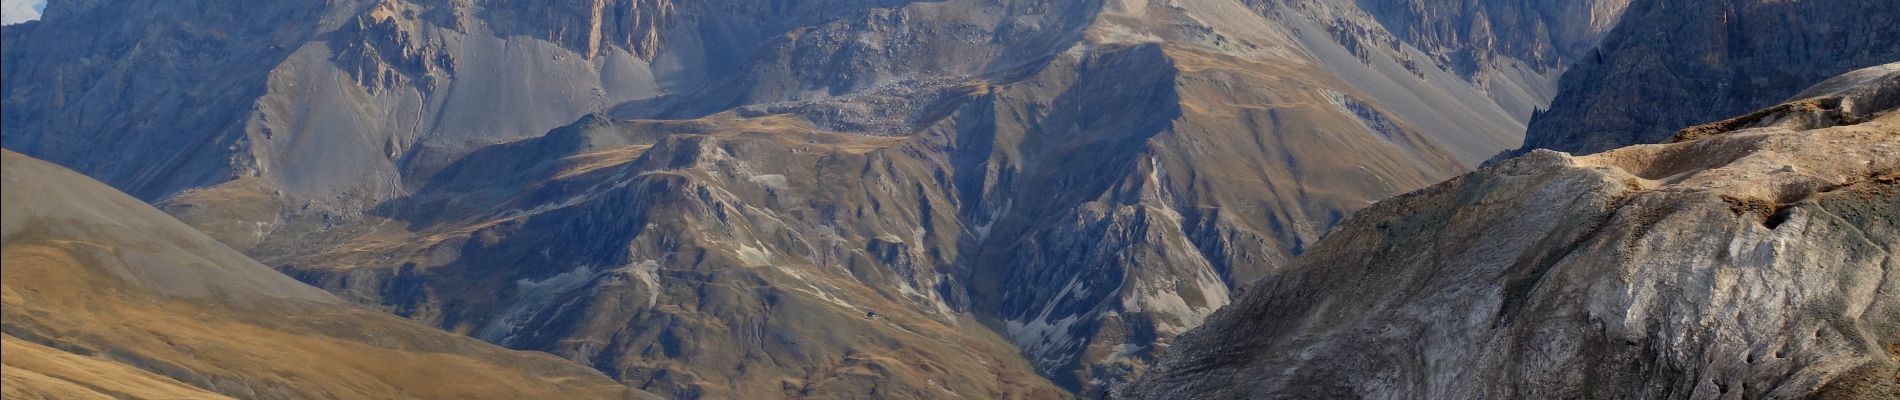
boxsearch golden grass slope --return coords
[0,149,656,400]
[1,334,233,400]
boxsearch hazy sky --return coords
[2,0,44,25]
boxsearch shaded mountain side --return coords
[1124,63,1900,399]
[1354,0,1629,79]
[0,150,659,400]
[0,0,943,208]
[1503,0,1900,159]
[1347,0,1629,119]
[1237,0,1578,163]
[0,0,328,200]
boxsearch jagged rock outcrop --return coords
[0,150,659,400]
[1124,63,1900,399]
[1505,0,1900,158]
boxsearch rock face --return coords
[1356,0,1629,71]
[1353,0,1630,105]
[1505,0,1900,158]
[0,150,658,400]
[1124,63,1900,399]
[3,0,1636,398]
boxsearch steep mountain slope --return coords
[0,150,657,400]
[1125,63,1900,399]
[1505,0,1900,158]
[278,114,1075,399]
[255,35,1470,398]
[0,0,925,205]
[4,0,1632,398]
[1352,0,1630,116]
[1356,0,1628,73]
[214,1,1576,396]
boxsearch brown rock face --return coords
[1125,63,1900,400]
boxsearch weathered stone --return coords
[1125,62,1900,400]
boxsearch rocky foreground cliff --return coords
[1124,63,1900,399]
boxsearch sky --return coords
[2,0,44,25]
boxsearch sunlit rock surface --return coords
[1125,62,1900,400]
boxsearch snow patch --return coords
[774,265,862,314]
[476,266,600,344]
[735,243,775,266]
[972,199,1013,240]
[748,174,788,190]
[1123,271,1230,336]
[621,260,663,309]
[1004,275,1095,370]
[1005,313,1086,370]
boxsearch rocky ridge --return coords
[1124,62,1900,399]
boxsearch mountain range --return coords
[1,0,1894,398]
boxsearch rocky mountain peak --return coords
[1355,0,1631,77]
[1124,62,1900,399]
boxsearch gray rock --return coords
[1504,0,1900,159]
[1124,62,1900,400]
